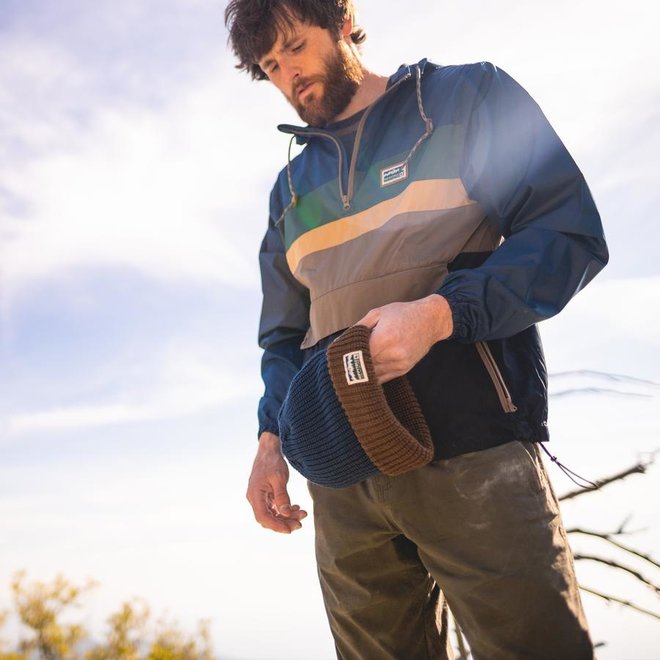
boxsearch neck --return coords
[333,68,389,123]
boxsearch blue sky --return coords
[1,1,659,658]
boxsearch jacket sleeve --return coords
[257,191,310,437]
[438,63,608,343]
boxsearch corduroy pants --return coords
[308,441,593,660]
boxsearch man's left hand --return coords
[357,294,453,384]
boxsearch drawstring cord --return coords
[276,64,433,233]
[402,65,434,166]
[538,443,599,491]
[275,135,299,237]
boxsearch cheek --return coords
[269,77,291,99]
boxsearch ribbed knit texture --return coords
[327,326,434,476]
[278,325,434,488]
[279,348,379,488]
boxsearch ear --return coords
[341,13,354,39]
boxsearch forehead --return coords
[258,19,319,68]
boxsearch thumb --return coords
[273,486,292,516]
[356,307,380,330]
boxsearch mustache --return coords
[292,75,323,97]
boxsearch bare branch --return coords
[615,515,634,535]
[580,585,660,621]
[559,460,651,501]
[549,370,660,387]
[574,554,659,594]
[566,528,660,569]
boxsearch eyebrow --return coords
[281,33,300,51]
[259,32,302,71]
[260,55,276,71]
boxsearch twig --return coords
[573,554,659,594]
[615,514,634,535]
[566,528,660,569]
[559,462,648,501]
[549,370,660,387]
[580,586,660,620]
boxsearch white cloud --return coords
[541,275,660,381]
[0,33,90,158]
[5,337,262,434]
[0,5,291,300]
[2,82,268,297]
[559,276,660,347]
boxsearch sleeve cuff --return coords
[437,288,473,343]
[257,422,280,439]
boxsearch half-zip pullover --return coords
[257,59,608,460]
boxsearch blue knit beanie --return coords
[278,325,434,488]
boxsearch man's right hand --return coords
[246,432,308,534]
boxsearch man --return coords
[225,1,608,657]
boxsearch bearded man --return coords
[225,1,608,658]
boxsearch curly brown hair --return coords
[224,0,366,80]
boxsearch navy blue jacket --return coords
[257,60,608,459]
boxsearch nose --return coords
[280,58,302,86]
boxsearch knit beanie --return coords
[278,325,434,488]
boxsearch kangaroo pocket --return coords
[301,262,449,348]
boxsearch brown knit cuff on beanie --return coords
[326,325,434,476]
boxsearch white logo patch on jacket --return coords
[380,161,408,187]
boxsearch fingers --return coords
[361,299,444,383]
[270,501,308,533]
[373,364,400,385]
[247,478,307,534]
[370,328,411,383]
[286,504,308,521]
[246,435,308,534]
[271,487,308,526]
[273,486,293,516]
[249,488,306,534]
[356,307,380,329]
[248,489,292,534]
[373,358,410,384]
[355,308,397,378]
[274,503,308,530]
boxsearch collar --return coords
[278,58,430,144]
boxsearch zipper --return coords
[288,129,350,209]
[475,342,518,414]
[345,72,412,206]
[279,70,414,212]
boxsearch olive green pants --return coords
[308,441,593,660]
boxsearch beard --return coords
[290,42,362,127]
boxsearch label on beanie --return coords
[343,351,369,385]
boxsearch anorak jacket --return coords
[257,59,608,459]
